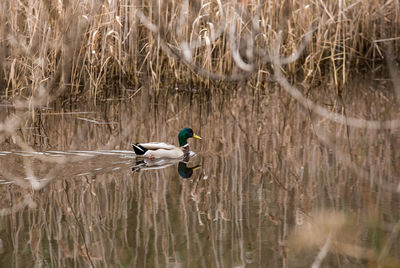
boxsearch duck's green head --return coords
[178,128,202,147]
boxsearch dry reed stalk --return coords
[0,0,397,102]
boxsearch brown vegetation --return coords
[0,0,399,100]
[1,1,400,267]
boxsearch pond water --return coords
[0,82,399,267]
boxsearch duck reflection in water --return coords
[177,161,201,179]
[131,155,200,179]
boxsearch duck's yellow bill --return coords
[192,165,201,171]
[193,133,202,140]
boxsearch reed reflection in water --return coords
[0,83,399,267]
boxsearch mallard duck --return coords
[132,128,202,159]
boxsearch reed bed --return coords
[0,0,399,101]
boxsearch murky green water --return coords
[0,83,399,267]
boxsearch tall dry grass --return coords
[0,0,399,101]
[1,1,400,266]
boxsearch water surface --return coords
[0,84,399,267]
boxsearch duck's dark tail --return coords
[132,143,148,155]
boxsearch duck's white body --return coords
[133,142,188,159]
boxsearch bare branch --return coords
[272,31,400,130]
[311,233,332,268]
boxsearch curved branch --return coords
[272,31,400,129]
[136,9,251,81]
[229,12,254,72]
[188,0,226,50]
